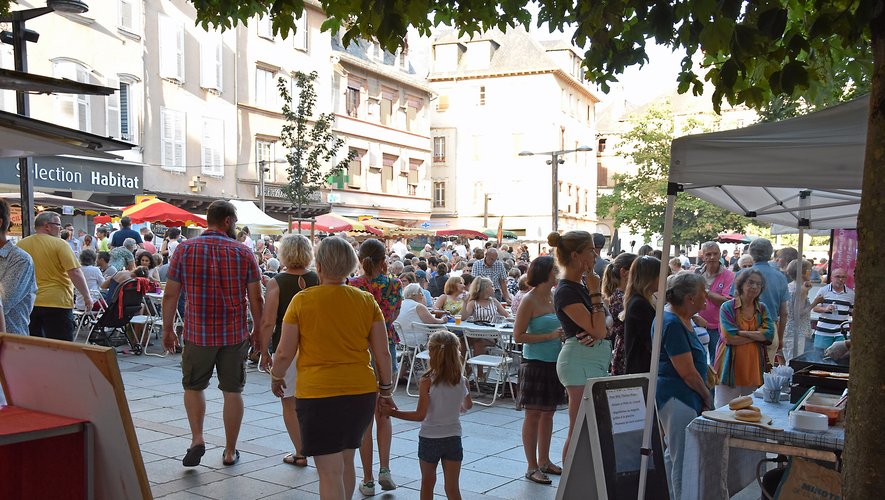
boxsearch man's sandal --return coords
[539,463,562,475]
[525,468,552,485]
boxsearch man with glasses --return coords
[18,211,93,341]
[811,269,854,350]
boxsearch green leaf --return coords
[757,8,788,40]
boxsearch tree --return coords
[278,71,355,219]
[597,104,749,247]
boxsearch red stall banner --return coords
[830,229,857,289]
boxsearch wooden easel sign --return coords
[0,334,151,499]
[557,375,669,500]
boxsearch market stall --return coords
[121,198,207,228]
[637,96,866,496]
[228,199,288,234]
[291,213,382,236]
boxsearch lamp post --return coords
[257,157,288,213]
[519,145,593,234]
[483,193,491,228]
[0,0,90,236]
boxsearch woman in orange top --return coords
[714,269,774,408]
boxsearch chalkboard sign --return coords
[556,375,669,500]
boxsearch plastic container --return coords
[803,394,845,426]
[790,410,829,432]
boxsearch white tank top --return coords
[395,299,423,332]
[419,377,469,439]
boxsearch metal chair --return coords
[462,327,514,407]
[402,322,450,397]
[73,291,107,342]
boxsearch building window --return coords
[293,13,308,51]
[345,84,360,117]
[106,77,135,141]
[201,118,224,176]
[380,90,394,126]
[160,107,186,171]
[478,85,486,106]
[200,36,223,92]
[433,181,446,208]
[433,137,446,162]
[406,98,422,132]
[381,154,397,193]
[347,148,365,188]
[159,14,185,82]
[597,138,607,153]
[53,60,91,132]
[597,161,608,187]
[256,139,276,182]
[255,68,276,108]
[118,0,138,34]
[257,13,274,40]
[407,159,421,196]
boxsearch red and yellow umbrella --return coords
[292,213,382,236]
[122,198,207,227]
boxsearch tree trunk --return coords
[843,12,885,497]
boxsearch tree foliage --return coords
[597,104,748,245]
[278,71,355,217]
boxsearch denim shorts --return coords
[418,435,463,464]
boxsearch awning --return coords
[123,198,207,227]
[360,218,435,238]
[0,110,134,159]
[292,213,382,236]
[228,199,288,234]
[0,68,116,96]
[436,229,488,240]
[0,191,119,215]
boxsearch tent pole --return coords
[638,182,679,500]
[793,191,811,362]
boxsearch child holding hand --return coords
[382,330,472,500]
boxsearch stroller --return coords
[87,278,149,355]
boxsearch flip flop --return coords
[182,443,205,467]
[222,449,240,466]
[525,468,552,485]
[283,453,308,467]
[539,463,562,475]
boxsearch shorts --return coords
[813,334,845,350]
[281,357,297,399]
[556,337,611,387]
[418,435,463,464]
[181,338,250,393]
[296,392,376,456]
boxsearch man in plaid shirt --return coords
[162,200,264,468]
[471,247,511,303]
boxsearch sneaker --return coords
[358,480,376,496]
[378,468,397,490]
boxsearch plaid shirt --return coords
[167,230,260,346]
[472,258,507,291]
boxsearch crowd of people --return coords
[0,196,857,499]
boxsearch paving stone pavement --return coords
[118,352,568,499]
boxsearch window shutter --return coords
[200,38,223,91]
[174,111,185,169]
[175,22,185,81]
[201,118,223,176]
[119,82,131,140]
[215,41,223,92]
[106,77,120,138]
[119,0,133,30]
[161,109,173,166]
[159,16,174,78]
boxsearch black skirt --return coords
[296,392,376,456]
[517,359,567,411]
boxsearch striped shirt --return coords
[813,284,854,337]
[472,259,507,291]
[167,230,260,346]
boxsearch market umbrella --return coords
[360,218,434,238]
[483,228,518,240]
[716,232,752,244]
[122,198,207,227]
[436,229,488,240]
[292,213,382,236]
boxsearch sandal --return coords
[283,453,308,467]
[539,463,562,475]
[182,443,205,467]
[525,468,552,485]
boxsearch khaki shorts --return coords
[181,339,250,393]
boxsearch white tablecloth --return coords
[682,395,844,499]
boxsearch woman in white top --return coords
[396,284,447,333]
[76,248,104,310]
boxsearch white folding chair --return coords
[402,323,452,397]
[74,291,107,343]
[462,327,514,407]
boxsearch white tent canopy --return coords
[228,200,288,234]
[670,95,867,228]
[638,96,867,497]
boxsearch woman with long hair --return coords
[623,256,662,374]
[349,238,402,495]
[461,276,509,323]
[548,231,609,464]
[433,276,467,315]
[270,237,392,499]
[513,256,567,484]
[714,269,774,407]
[602,252,638,375]
[258,234,319,468]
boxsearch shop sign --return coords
[0,157,143,195]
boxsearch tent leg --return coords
[793,228,805,361]
[638,184,678,500]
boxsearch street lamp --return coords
[519,145,593,233]
[0,0,90,236]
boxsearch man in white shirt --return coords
[811,269,854,350]
[392,237,408,259]
[453,240,468,259]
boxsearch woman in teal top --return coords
[513,256,567,484]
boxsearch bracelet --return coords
[378,382,393,389]
[379,394,393,399]
[589,292,603,299]
[270,373,284,382]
